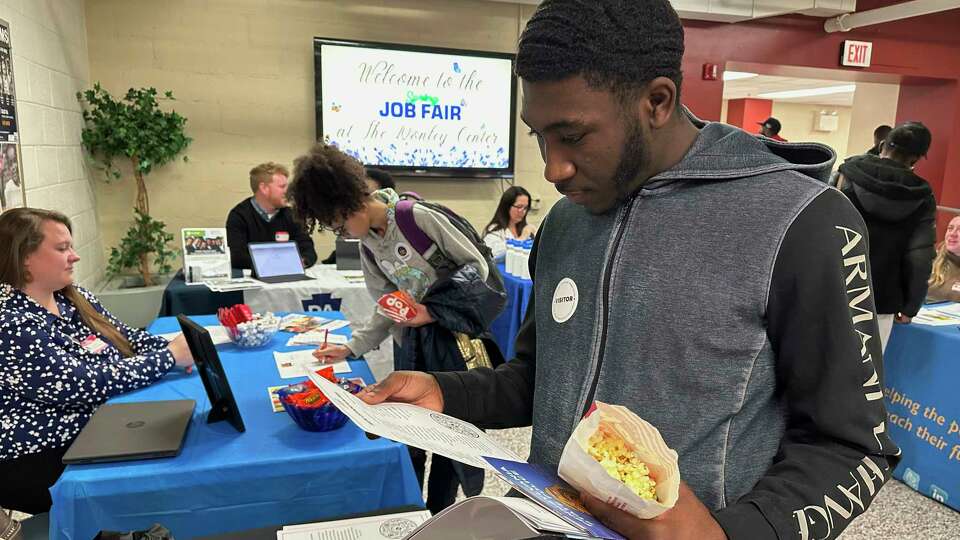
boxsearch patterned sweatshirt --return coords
[346,188,487,356]
[0,284,175,460]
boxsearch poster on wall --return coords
[0,18,24,213]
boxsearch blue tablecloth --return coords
[490,263,533,361]
[49,313,423,540]
[883,309,960,511]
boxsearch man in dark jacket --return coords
[226,162,317,270]
[357,1,900,539]
[836,122,936,349]
[866,124,892,156]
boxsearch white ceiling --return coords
[722,74,856,107]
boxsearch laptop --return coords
[62,399,195,464]
[335,238,362,271]
[248,241,313,283]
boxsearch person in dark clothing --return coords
[866,124,893,156]
[357,1,898,539]
[835,122,936,349]
[320,168,396,265]
[226,162,317,270]
[758,116,787,141]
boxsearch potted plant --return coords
[78,83,192,326]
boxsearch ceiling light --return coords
[758,84,856,99]
[722,71,758,81]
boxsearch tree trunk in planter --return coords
[132,155,153,287]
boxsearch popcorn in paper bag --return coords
[558,401,680,519]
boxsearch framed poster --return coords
[0,18,24,213]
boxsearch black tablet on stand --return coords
[177,314,246,433]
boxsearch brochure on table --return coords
[276,509,432,540]
[305,371,625,539]
[913,302,960,326]
[181,227,231,284]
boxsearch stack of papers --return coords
[280,314,351,333]
[203,277,263,292]
[276,510,431,540]
[913,303,960,326]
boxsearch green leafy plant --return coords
[77,83,192,286]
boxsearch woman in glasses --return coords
[482,186,537,261]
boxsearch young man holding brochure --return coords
[355,1,900,539]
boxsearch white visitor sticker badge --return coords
[80,334,110,354]
[394,242,413,262]
[952,282,960,292]
[552,278,579,323]
[275,231,290,242]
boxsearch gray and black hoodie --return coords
[434,120,900,539]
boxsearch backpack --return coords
[362,192,501,285]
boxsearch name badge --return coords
[80,335,110,354]
[952,282,960,293]
[275,231,290,242]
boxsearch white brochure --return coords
[286,332,349,347]
[275,350,349,378]
[305,371,524,469]
[276,509,432,540]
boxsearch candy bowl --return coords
[224,313,279,348]
[277,373,363,432]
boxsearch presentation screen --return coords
[315,38,517,178]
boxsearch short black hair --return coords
[886,122,932,158]
[365,167,396,191]
[287,143,368,233]
[873,125,892,141]
[516,0,685,102]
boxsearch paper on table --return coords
[158,332,181,341]
[276,509,431,540]
[274,350,349,378]
[913,304,960,326]
[286,332,349,347]
[203,325,232,345]
[305,372,523,469]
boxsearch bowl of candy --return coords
[217,304,279,348]
[276,366,364,432]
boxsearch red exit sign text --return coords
[841,40,872,68]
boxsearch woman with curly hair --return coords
[286,143,493,514]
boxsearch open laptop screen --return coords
[249,242,305,278]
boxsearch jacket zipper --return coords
[578,196,637,419]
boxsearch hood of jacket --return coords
[838,154,933,221]
[645,112,836,189]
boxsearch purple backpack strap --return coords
[394,199,434,257]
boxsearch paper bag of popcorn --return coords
[558,401,680,519]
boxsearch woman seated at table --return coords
[0,208,195,514]
[482,186,537,261]
[928,214,960,302]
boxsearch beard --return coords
[611,117,648,202]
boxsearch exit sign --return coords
[841,40,872,68]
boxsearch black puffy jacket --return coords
[837,154,936,315]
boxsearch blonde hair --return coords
[0,208,133,357]
[929,216,960,288]
[249,162,289,193]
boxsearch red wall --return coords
[726,98,772,132]
[679,10,960,234]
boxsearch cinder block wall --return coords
[2,0,104,287]
[85,0,553,262]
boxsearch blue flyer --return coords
[484,457,626,540]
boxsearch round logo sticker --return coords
[552,278,578,323]
[394,242,412,262]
